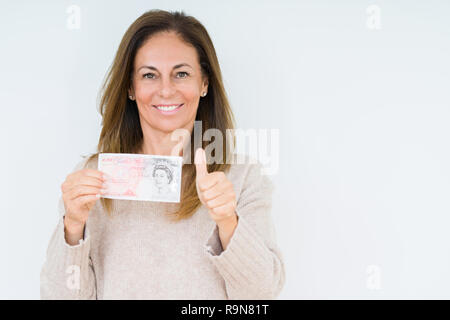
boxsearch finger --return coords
[68,185,103,200]
[206,192,234,209]
[210,202,235,216]
[202,179,231,201]
[65,176,104,192]
[197,173,221,192]
[78,176,104,188]
[195,148,208,180]
[73,168,105,182]
[64,172,103,190]
[74,194,101,208]
[83,168,105,181]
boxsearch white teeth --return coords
[156,105,180,111]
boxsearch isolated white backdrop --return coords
[1,0,449,299]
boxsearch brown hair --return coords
[84,9,236,221]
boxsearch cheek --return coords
[182,88,202,113]
[134,83,156,102]
[178,84,200,102]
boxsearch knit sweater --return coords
[40,153,285,300]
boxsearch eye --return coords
[143,72,189,79]
[143,73,155,79]
[177,71,189,78]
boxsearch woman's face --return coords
[129,31,208,134]
[154,169,170,187]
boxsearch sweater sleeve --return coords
[204,161,286,300]
[40,157,97,300]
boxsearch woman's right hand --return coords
[61,168,105,237]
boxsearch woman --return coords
[40,9,285,299]
[152,164,173,194]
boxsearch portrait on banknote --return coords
[98,153,182,203]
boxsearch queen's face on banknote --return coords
[153,167,171,194]
[99,154,182,202]
[129,30,208,135]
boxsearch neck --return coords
[138,123,193,157]
[139,136,179,156]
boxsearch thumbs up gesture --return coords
[195,148,237,225]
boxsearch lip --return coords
[152,103,183,115]
[154,104,182,107]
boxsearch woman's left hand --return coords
[195,148,237,225]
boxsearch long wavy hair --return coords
[84,9,236,221]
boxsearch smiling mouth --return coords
[152,104,183,112]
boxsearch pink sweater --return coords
[40,153,285,299]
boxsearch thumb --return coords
[195,148,208,180]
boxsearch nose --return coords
[158,75,177,98]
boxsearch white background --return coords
[1,0,449,299]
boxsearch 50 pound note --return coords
[98,153,183,203]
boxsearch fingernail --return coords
[96,193,101,198]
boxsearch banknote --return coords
[98,153,183,203]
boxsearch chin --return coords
[152,122,188,133]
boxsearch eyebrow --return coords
[138,63,192,72]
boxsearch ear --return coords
[202,78,209,93]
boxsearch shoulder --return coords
[228,153,273,177]
[226,153,275,195]
[69,153,99,174]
